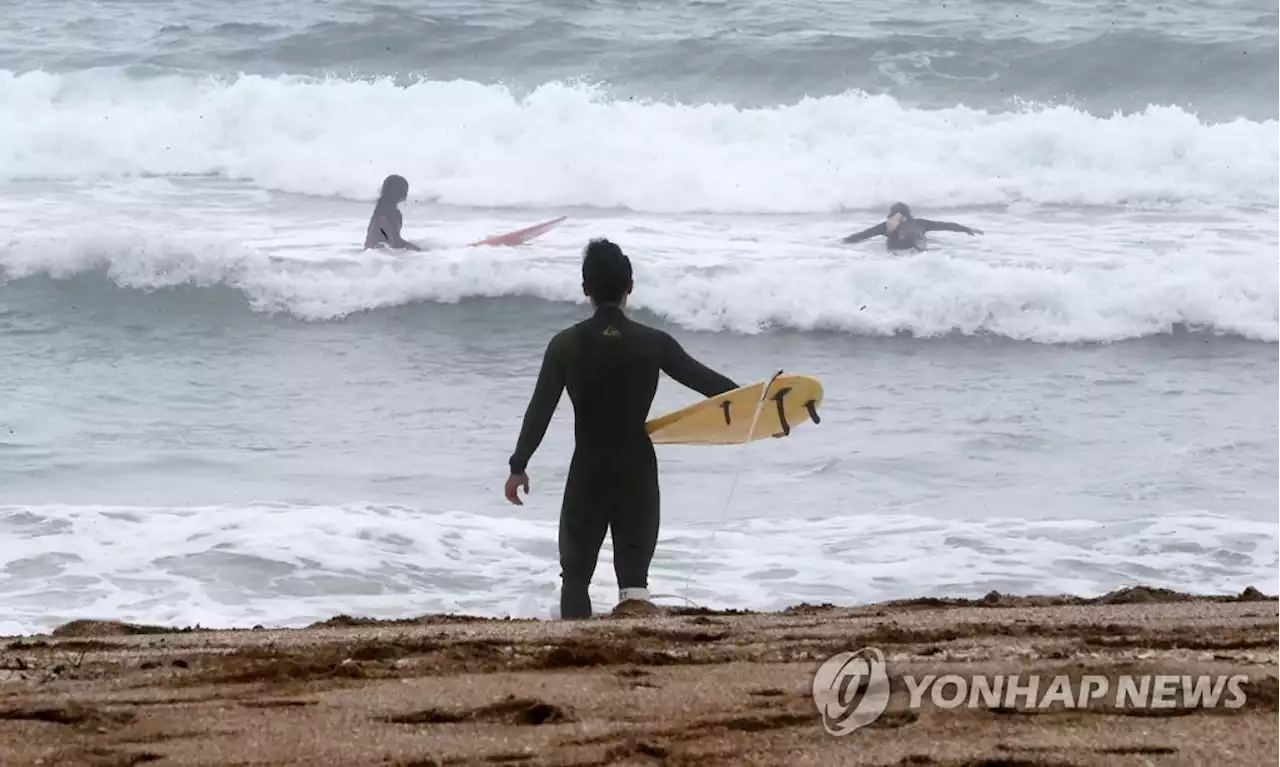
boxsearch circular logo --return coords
[811,647,891,736]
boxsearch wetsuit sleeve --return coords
[659,333,738,397]
[918,219,977,235]
[508,333,568,474]
[842,222,887,244]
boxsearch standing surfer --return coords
[363,174,422,251]
[504,238,739,619]
[842,202,982,251]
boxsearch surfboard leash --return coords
[656,369,786,611]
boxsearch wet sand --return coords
[0,586,1275,767]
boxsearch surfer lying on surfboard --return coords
[842,202,982,252]
[363,174,422,251]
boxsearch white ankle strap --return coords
[619,587,650,602]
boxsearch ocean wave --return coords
[1,1,1274,117]
[0,70,1276,213]
[2,228,1276,344]
[1,502,1273,635]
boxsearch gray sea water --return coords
[0,0,1276,634]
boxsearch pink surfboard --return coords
[467,216,567,247]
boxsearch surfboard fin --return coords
[767,385,822,438]
[771,386,793,437]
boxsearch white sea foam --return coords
[3,69,1275,343]
[1,69,1276,212]
[0,503,1272,636]
[2,215,1276,343]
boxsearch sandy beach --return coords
[0,586,1275,767]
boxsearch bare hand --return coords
[505,472,530,505]
[969,228,983,236]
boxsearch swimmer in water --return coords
[363,174,422,251]
[504,238,740,619]
[842,202,982,252]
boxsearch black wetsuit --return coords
[843,217,976,251]
[508,304,737,619]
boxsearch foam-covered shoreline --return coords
[1,503,1276,639]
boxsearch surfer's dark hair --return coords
[380,174,409,201]
[582,238,632,304]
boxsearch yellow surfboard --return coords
[644,372,824,445]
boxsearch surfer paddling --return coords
[363,174,421,251]
[842,202,982,251]
[504,238,739,620]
